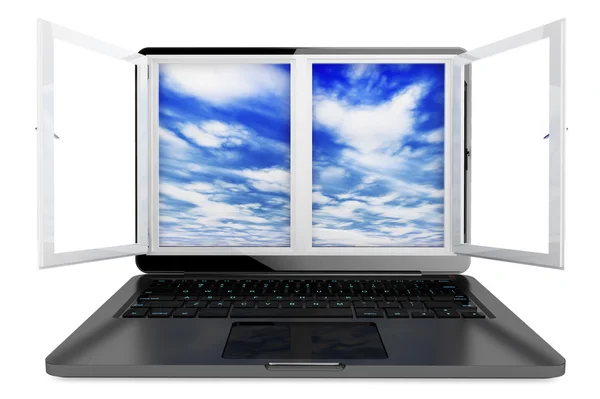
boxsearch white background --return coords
[1,0,598,397]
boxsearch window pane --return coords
[312,63,445,247]
[469,39,549,253]
[158,63,291,247]
[53,40,135,253]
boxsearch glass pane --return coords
[157,62,291,247]
[311,63,446,248]
[469,38,550,253]
[53,40,136,253]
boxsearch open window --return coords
[37,19,566,270]
[37,20,149,268]
[451,20,565,268]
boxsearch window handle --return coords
[544,127,568,139]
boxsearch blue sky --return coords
[312,63,446,247]
[158,63,291,246]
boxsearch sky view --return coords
[312,63,446,247]
[158,63,291,246]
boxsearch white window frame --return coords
[37,19,149,268]
[147,55,455,256]
[451,19,565,269]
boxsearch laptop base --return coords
[46,274,565,378]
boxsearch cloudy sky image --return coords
[312,63,446,247]
[158,63,291,246]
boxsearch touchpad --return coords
[223,322,387,359]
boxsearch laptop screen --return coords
[156,60,446,254]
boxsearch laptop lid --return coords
[136,47,470,275]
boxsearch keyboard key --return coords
[362,296,384,301]
[356,309,384,318]
[353,301,376,308]
[230,308,352,318]
[431,295,456,301]
[173,308,198,318]
[408,295,431,301]
[244,296,267,301]
[411,311,435,318]
[122,308,148,318]
[268,295,290,301]
[281,301,302,308]
[198,308,229,317]
[435,309,460,318]
[185,301,208,308]
[306,302,326,308]
[199,296,221,301]
[385,309,409,318]
[148,309,173,318]
[138,295,175,301]
[340,296,361,301]
[294,295,312,301]
[176,295,198,301]
[258,301,279,308]
[329,301,351,308]
[132,301,183,308]
[455,303,478,311]
[233,301,256,308]
[208,301,231,308]
[424,301,456,309]
[377,301,400,308]
[461,312,486,319]
[143,288,174,294]
[401,302,425,310]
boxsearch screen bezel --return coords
[136,47,470,275]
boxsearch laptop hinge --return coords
[177,271,424,277]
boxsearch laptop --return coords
[38,19,566,378]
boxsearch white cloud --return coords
[315,198,443,225]
[312,191,332,205]
[238,167,290,193]
[378,224,419,236]
[389,179,444,199]
[341,149,401,170]
[362,175,378,184]
[313,227,396,246]
[316,200,365,220]
[346,64,378,80]
[423,158,443,171]
[159,127,191,157]
[320,166,346,181]
[160,183,268,224]
[184,182,215,193]
[367,193,399,206]
[313,83,426,153]
[186,163,204,172]
[216,180,250,193]
[161,63,289,105]
[179,121,248,149]
[423,128,444,143]
[250,181,286,193]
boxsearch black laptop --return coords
[38,19,566,377]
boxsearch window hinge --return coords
[147,64,150,80]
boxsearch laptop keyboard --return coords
[121,278,487,319]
